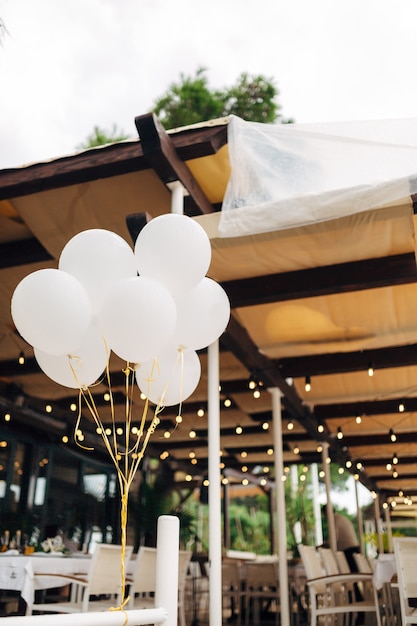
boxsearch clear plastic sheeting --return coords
[219,115,417,237]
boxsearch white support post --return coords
[155,515,179,626]
[384,505,393,553]
[355,478,365,553]
[208,339,222,626]
[374,495,384,554]
[169,181,185,215]
[269,387,290,626]
[321,442,336,551]
[311,463,323,547]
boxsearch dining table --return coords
[0,550,134,614]
[372,553,399,626]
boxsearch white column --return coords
[311,463,323,546]
[269,388,290,626]
[321,442,336,550]
[354,478,365,553]
[374,495,384,554]
[208,340,222,625]
[169,181,185,214]
[384,505,393,553]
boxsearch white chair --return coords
[125,546,157,609]
[335,550,351,574]
[318,547,354,608]
[394,537,417,626]
[126,546,191,626]
[28,543,133,615]
[298,544,379,626]
[354,552,374,575]
[354,552,381,606]
[318,547,341,576]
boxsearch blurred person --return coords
[321,504,360,572]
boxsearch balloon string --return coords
[68,336,191,616]
[118,486,129,606]
[69,339,170,614]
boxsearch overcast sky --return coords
[2,0,417,169]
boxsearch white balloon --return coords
[173,278,231,350]
[135,214,211,297]
[59,229,137,313]
[98,276,177,363]
[136,346,201,406]
[34,321,108,389]
[11,269,92,355]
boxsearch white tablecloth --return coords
[0,551,137,611]
[0,553,92,606]
[373,553,397,590]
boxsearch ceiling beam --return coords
[338,431,417,447]
[0,238,53,269]
[223,253,417,309]
[315,397,417,419]
[278,343,417,378]
[368,473,417,482]
[0,120,228,201]
[135,113,215,215]
[0,142,147,200]
[222,315,307,421]
[361,455,417,467]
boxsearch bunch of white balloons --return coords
[11,214,231,407]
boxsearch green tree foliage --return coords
[220,72,282,124]
[229,494,271,554]
[130,462,197,549]
[152,67,292,130]
[284,468,316,550]
[79,68,291,150]
[77,124,130,150]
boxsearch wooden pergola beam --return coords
[279,342,417,378]
[135,113,215,215]
[223,253,417,309]
[0,119,228,200]
[315,397,417,419]
[0,238,53,269]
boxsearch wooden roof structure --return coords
[2,113,417,514]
